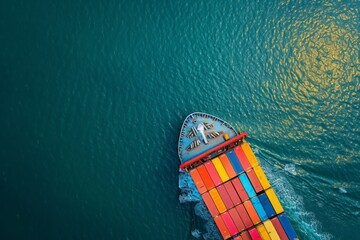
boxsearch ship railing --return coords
[180,132,248,170]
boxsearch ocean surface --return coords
[1,0,359,239]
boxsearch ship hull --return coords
[178,112,297,240]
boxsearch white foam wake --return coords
[178,169,220,239]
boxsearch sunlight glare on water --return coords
[1,0,359,239]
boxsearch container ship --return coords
[178,112,298,240]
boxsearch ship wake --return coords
[179,170,221,239]
[256,148,334,240]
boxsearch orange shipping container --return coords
[243,200,261,225]
[219,154,237,179]
[214,216,231,240]
[209,188,227,214]
[197,165,215,190]
[189,169,207,194]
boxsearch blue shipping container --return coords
[239,174,256,198]
[258,193,276,218]
[278,213,297,239]
[226,150,244,174]
[250,196,268,221]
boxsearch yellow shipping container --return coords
[209,188,227,213]
[212,157,230,182]
[265,188,284,214]
[256,223,271,240]
[240,142,259,167]
[263,220,280,240]
[253,165,271,190]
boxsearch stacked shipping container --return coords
[189,142,297,240]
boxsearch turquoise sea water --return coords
[1,0,359,239]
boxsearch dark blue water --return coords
[1,0,359,239]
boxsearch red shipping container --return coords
[234,146,252,171]
[246,169,263,193]
[235,204,253,229]
[231,178,249,202]
[248,227,262,240]
[217,185,234,209]
[221,212,239,236]
[204,161,223,186]
[228,208,245,232]
[224,181,241,206]
[201,192,219,217]
[240,231,252,240]
[271,216,289,240]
